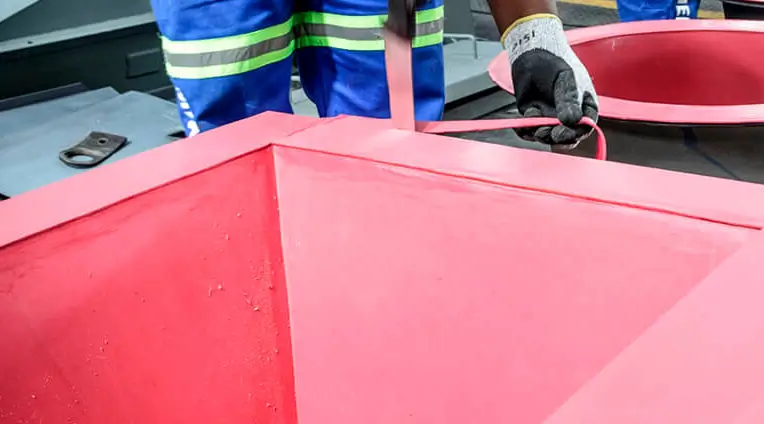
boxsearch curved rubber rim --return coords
[488,20,764,126]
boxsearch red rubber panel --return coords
[489,20,764,125]
[4,112,764,423]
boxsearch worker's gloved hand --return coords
[502,14,598,149]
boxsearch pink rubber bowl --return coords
[489,20,764,125]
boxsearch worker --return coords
[151,0,598,149]
[617,0,699,21]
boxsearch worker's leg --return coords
[616,0,673,21]
[617,0,698,21]
[294,0,445,121]
[674,0,700,18]
[151,0,294,135]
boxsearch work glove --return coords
[502,14,598,149]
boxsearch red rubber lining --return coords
[5,112,764,423]
[489,20,764,125]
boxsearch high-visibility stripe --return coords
[165,40,294,79]
[161,6,445,79]
[165,33,293,68]
[161,18,293,54]
[295,6,445,50]
[295,20,443,41]
[162,18,294,79]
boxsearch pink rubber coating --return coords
[385,29,416,131]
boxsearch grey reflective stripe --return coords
[416,19,444,37]
[295,23,384,41]
[164,32,293,68]
[295,18,444,41]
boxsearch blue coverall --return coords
[617,0,699,21]
[151,0,446,136]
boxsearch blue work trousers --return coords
[151,0,446,135]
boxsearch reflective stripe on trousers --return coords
[294,7,444,50]
[161,6,444,80]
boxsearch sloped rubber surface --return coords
[274,146,750,423]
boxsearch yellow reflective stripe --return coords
[294,6,443,29]
[161,6,445,78]
[414,6,445,23]
[161,17,293,54]
[295,33,443,50]
[412,32,443,48]
[296,11,387,28]
[294,6,444,51]
[165,40,294,79]
[161,18,294,79]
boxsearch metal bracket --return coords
[443,33,479,59]
[59,131,128,168]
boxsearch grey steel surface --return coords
[0,0,165,100]
[702,0,724,12]
[0,23,169,101]
[444,0,475,34]
[0,91,182,197]
[0,0,38,25]
[0,0,151,42]
[0,83,89,110]
[443,40,503,103]
[470,0,492,13]
[0,88,119,137]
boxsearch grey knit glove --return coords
[503,15,598,149]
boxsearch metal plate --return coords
[59,131,129,168]
[0,91,182,196]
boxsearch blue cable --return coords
[681,127,742,181]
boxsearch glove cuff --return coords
[501,14,567,63]
[499,13,559,45]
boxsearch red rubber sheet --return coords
[489,20,764,124]
[3,112,764,423]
